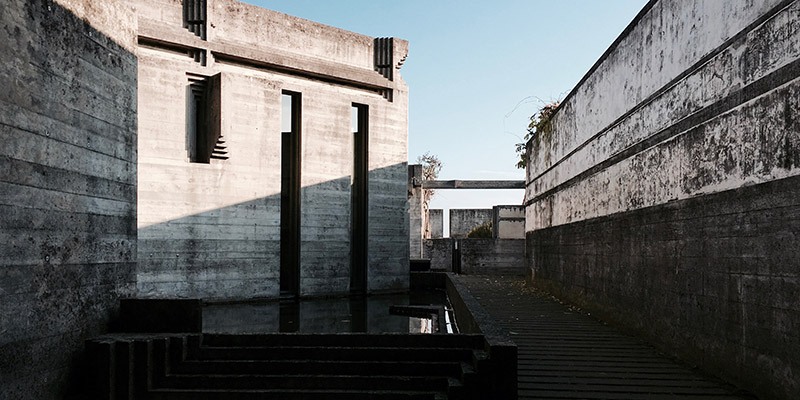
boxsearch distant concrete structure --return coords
[524,1,800,398]
[136,0,410,299]
[429,209,444,239]
[492,205,525,239]
[449,209,492,239]
[422,180,524,189]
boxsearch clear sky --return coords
[244,0,649,227]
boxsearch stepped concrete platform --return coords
[456,275,756,400]
[86,332,485,399]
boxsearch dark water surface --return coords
[203,289,453,334]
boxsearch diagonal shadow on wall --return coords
[136,162,409,301]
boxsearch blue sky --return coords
[245,0,648,218]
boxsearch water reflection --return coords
[203,290,452,334]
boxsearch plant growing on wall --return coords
[467,221,493,238]
[515,101,560,169]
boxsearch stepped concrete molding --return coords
[524,0,800,398]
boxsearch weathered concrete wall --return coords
[423,239,452,271]
[461,239,526,276]
[0,1,138,398]
[492,205,524,239]
[408,165,424,259]
[449,209,492,238]
[423,238,525,276]
[136,0,409,299]
[429,209,444,239]
[524,1,800,398]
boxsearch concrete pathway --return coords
[455,275,754,400]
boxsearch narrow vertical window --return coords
[280,91,302,298]
[188,73,224,163]
[351,103,369,294]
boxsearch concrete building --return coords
[136,0,410,299]
[0,0,410,398]
[492,205,525,239]
[524,1,800,398]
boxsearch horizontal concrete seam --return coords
[0,155,135,196]
[527,175,800,232]
[0,155,136,200]
[525,58,800,208]
[0,181,133,214]
[526,0,798,188]
[1,95,135,147]
[423,180,525,189]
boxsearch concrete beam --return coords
[422,180,525,190]
[137,18,394,94]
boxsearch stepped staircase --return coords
[210,135,228,160]
[87,332,495,400]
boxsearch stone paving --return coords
[456,275,755,400]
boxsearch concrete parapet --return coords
[524,1,800,398]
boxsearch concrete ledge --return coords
[410,259,431,272]
[423,180,525,189]
[410,271,446,290]
[446,273,518,399]
[113,299,203,333]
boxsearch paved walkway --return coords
[456,275,754,400]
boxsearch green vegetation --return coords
[467,221,493,238]
[515,101,560,169]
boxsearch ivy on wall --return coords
[515,101,560,169]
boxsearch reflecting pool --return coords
[203,289,456,334]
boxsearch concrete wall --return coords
[0,1,138,398]
[424,238,525,276]
[492,205,524,239]
[136,0,409,299]
[408,165,424,259]
[429,209,444,239]
[524,1,800,398]
[449,209,492,238]
[423,239,452,271]
[461,239,526,276]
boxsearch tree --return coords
[515,101,560,169]
[417,152,442,238]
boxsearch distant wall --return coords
[450,209,492,238]
[136,0,409,299]
[423,239,452,271]
[0,1,138,398]
[492,205,524,239]
[424,238,525,276]
[429,209,444,239]
[461,239,525,276]
[524,1,800,398]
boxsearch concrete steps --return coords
[147,388,448,400]
[86,333,488,400]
